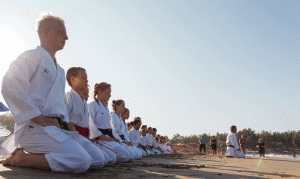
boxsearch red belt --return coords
[74,125,89,138]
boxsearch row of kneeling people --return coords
[0,14,173,174]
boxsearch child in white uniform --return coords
[140,130,154,155]
[65,67,108,168]
[128,118,148,157]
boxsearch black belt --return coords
[227,145,235,148]
[119,135,125,141]
[46,116,69,131]
[98,128,114,139]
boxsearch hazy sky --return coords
[0,0,299,137]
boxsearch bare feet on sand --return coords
[2,148,26,166]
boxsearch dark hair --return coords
[133,119,141,125]
[123,108,129,113]
[127,122,132,126]
[141,125,147,129]
[153,128,157,131]
[66,67,86,87]
[147,127,152,132]
[134,117,141,121]
[141,129,146,133]
[155,137,159,140]
[230,125,237,131]
[92,82,111,102]
[112,99,124,113]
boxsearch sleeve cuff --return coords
[14,108,41,125]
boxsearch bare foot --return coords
[2,148,27,166]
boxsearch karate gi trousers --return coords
[19,122,106,173]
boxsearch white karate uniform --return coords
[1,46,92,173]
[65,89,108,168]
[153,141,162,155]
[124,123,142,159]
[128,128,148,157]
[159,143,171,154]
[110,113,135,161]
[146,133,161,155]
[167,146,174,154]
[226,132,246,158]
[88,101,131,162]
[140,136,154,155]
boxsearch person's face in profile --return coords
[47,22,68,51]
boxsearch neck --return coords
[114,111,121,116]
[72,87,83,95]
[121,117,126,123]
[99,99,107,106]
[41,43,57,62]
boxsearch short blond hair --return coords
[37,14,65,37]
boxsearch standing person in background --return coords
[220,143,226,155]
[210,136,217,155]
[256,139,265,157]
[239,135,246,154]
[226,125,245,158]
[199,135,206,155]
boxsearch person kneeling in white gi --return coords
[88,82,132,163]
[226,125,246,158]
[110,100,135,161]
[128,118,148,157]
[1,15,92,173]
[65,67,111,168]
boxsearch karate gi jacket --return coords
[1,46,70,154]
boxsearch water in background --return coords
[246,151,300,160]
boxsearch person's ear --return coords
[70,76,76,86]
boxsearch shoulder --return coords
[89,101,98,107]
[12,49,41,67]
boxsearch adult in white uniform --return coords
[88,82,132,163]
[120,108,143,159]
[0,15,92,173]
[226,125,246,158]
[65,67,111,167]
[128,118,148,157]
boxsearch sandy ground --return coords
[0,154,299,179]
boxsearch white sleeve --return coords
[88,111,102,139]
[110,116,122,141]
[232,135,239,149]
[88,103,103,136]
[129,130,137,146]
[123,123,131,142]
[1,51,42,125]
[65,92,72,120]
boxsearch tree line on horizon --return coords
[167,128,300,151]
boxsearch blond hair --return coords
[37,14,65,37]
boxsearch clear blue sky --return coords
[0,0,299,138]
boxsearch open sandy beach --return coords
[0,154,299,179]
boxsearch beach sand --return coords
[0,154,299,179]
